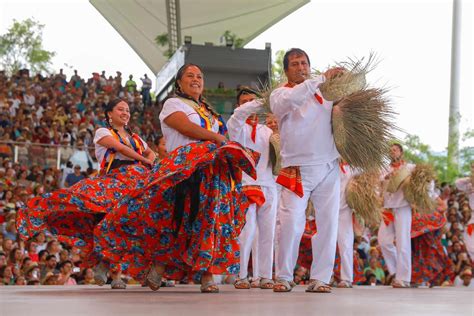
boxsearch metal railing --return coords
[0,141,98,170]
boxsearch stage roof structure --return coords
[89,0,310,73]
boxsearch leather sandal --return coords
[111,278,127,289]
[306,279,332,293]
[337,280,353,288]
[200,280,219,293]
[392,279,410,288]
[146,267,163,291]
[234,277,251,289]
[273,279,295,292]
[259,278,274,289]
[93,263,108,286]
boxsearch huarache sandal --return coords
[392,279,410,288]
[200,280,219,293]
[93,263,108,286]
[273,279,295,292]
[234,277,251,289]
[146,267,163,291]
[259,278,274,289]
[337,280,353,288]
[111,278,127,289]
[305,279,332,293]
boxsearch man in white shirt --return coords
[227,87,277,289]
[378,143,416,288]
[270,48,342,293]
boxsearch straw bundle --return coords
[319,54,377,101]
[269,133,281,176]
[403,164,437,214]
[256,78,286,115]
[346,172,383,227]
[332,88,398,172]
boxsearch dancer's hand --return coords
[213,134,227,147]
[142,158,154,168]
[324,67,345,80]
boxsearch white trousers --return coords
[239,185,277,279]
[275,162,340,283]
[378,205,412,282]
[337,206,354,282]
[251,230,259,280]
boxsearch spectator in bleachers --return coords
[64,165,85,187]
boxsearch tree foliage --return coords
[154,33,173,59]
[0,18,55,75]
[402,132,473,183]
[222,30,244,48]
[271,49,285,85]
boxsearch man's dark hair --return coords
[391,142,403,153]
[46,254,56,261]
[38,250,49,259]
[236,86,258,104]
[58,260,73,270]
[283,48,311,71]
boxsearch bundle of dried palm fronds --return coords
[269,133,281,176]
[319,54,377,101]
[256,78,286,115]
[403,164,437,214]
[332,88,398,172]
[346,172,383,227]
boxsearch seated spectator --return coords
[364,272,378,286]
[79,267,96,285]
[15,275,27,285]
[42,271,59,285]
[2,220,17,242]
[59,249,70,263]
[46,239,61,261]
[40,254,58,280]
[25,265,41,283]
[35,232,48,251]
[57,260,77,285]
[37,249,49,268]
[0,265,14,285]
[363,257,385,284]
[0,252,6,268]
[1,238,14,256]
[65,165,85,187]
[454,268,473,288]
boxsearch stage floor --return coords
[1,285,472,316]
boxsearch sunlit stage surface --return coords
[1,285,472,316]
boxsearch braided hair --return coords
[173,63,220,118]
[104,98,134,136]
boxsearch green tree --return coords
[221,30,244,48]
[401,132,473,183]
[271,49,285,85]
[154,33,173,59]
[0,18,55,75]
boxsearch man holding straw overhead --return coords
[270,48,343,293]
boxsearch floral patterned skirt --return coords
[411,211,455,285]
[16,164,149,257]
[92,141,258,282]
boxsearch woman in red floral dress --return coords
[411,198,455,286]
[16,99,155,288]
[92,64,257,293]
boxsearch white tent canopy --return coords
[89,0,310,73]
